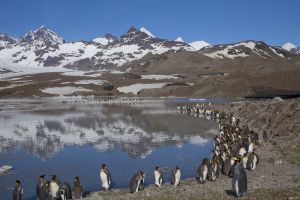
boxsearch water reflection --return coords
[0,100,218,200]
[0,101,217,160]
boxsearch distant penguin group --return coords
[178,103,261,197]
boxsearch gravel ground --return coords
[82,98,300,200]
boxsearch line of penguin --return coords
[12,103,259,200]
[178,103,260,197]
[13,164,181,200]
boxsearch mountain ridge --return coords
[0,26,298,71]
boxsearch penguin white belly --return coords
[154,171,161,186]
[235,180,239,196]
[239,148,246,156]
[136,178,141,192]
[212,164,217,180]
[174,170,181,186]
[60,193,66,200]
[203,165,208,181]
[50,182,59,198]
[252,155,257,170]
[100,171,109,189]
[248,143,253,153]
[242,157,248,168]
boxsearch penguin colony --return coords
[12,103,260,199]
[178,103,260,197]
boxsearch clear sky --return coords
[0,0,299,46]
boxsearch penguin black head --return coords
[175,166,180,170]
[39,174,45,179]
[51,175,57,181]
[138,171,145,177]
[74,176,80,182]
[16,180,21,185]
[101,164,107,169]
[155,166,160,170]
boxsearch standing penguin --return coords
[232,159,247,197]
[171,166,181,186]
[154,166,163,187]
[100,164,111,191]
[72,176,83,199]
[207,159,217,181]
[36,175,49,200]
[13,180,23,200]
[246,152,259,171]
[222,157,233,176]
[58,182,72,200]
[49,175,60,199]
[36,175,45,200]
[130,171,145,193]
[197,158,209,184]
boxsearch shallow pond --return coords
[0,99,218,200]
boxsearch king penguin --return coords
[130,171,145,193]
[59,182,72,200]
[232,159,247,197]
[72,176,83,199]
[100,164,112,191]
[13,180,23,200]
[246,152,259,171]
[197,158,209,184]
[171,166,181,186]
[36,175,49,200]
[154,166,163,187]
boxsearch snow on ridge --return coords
[175,37,184,43]
[203,41,257,59]
[282,42,297,51]
[140,27,155,38]
[189,41,210,50]
[270,47,284,57]
[93,37,109,45]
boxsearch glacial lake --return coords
[0,99,218,200]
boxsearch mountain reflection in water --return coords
[0,99,218,200]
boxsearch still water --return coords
[0,99,218,200]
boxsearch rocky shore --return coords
[83,98,300,200]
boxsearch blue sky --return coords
[0,0,299,46]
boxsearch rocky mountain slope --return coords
[0,26,298,71]
[0,26,299,98]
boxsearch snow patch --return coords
[117,83,169,95]
[282,42,297,51]
[189,41,210,50]
[140,27,155,38]
[63,79,105,85]
[141,74,179,80]
[41,86,92,95]
[175,37,184,43]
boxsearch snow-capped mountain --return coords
[282,42,300,54]
[175,37,184,43]
[200,40,293,59]
[0,34,19,50]
[282,42,296,51]
[0,26,193,70]
[92,33,118,45]
[0,26,298,71]
[140,27,155,38]
[21,26,64,45]
[189,40,210,50]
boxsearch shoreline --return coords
[83,97,300,200]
